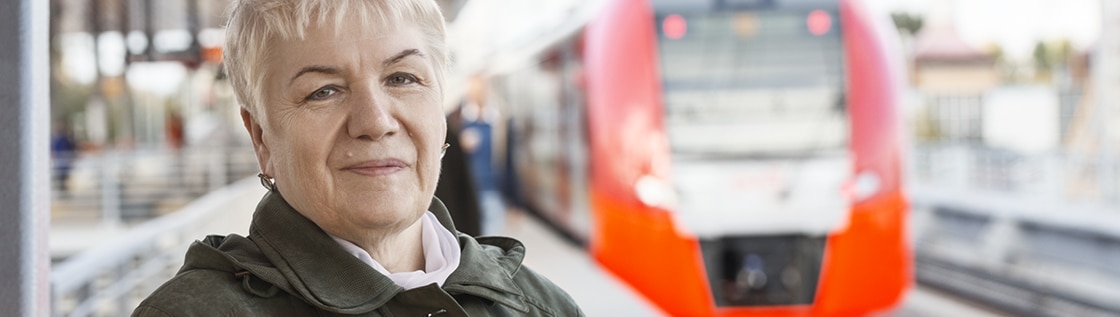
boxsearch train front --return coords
[583,0,911,315]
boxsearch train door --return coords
[498,36,593,240]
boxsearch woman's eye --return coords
[386,73,418,86]
[307,86,339,101]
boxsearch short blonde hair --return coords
[223,0,449,116]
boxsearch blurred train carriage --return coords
[493,0,910,315]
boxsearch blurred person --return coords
[166,110,186,186]
[500,116,525,212]
[165,110,185,150]
[458,75,507,236]
[132,1,582,316]
[434,119,482,236]
[50,121,77,194]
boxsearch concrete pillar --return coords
[0,0,51,316]
[1097,0,1120,202]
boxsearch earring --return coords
[440,143,450,158]
[258,173,276,191]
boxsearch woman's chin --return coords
[342,198,425,226]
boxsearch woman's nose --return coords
[346,88,400,141]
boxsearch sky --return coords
[863,0,1102,61]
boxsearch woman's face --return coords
[246,20,446,238]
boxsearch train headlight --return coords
[635,175,676,209]
[846,170,882,202]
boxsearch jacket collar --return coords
[445,235,530,312]
[247,190,528,313]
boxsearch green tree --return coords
[1033,41,1051,71]
[1032,39,1074,81]
[890,12,924,36]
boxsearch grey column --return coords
[0,0,51,316]
[1099,1,1119,202]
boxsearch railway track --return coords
[914,254,1120,317]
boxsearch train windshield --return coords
[655,1,847,158]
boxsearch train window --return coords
[656,4,847,158]
[496,36,593,240]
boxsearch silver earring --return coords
[258,173,276,191]
[440,143,450,158]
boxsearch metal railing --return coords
[909,142,1120,316]
[51,145,259,225]
[910,142,1120,205]
[50,176,262,317]
[49,143,263,317]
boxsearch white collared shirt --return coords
[330,211,462,290]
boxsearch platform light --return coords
[663,14,687,40]
[807,9,831,36]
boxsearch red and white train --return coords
[492,0,910,315]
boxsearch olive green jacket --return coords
[133,191,583,316]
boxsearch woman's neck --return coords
[346,217,426,273]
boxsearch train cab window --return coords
[653,0,849,307]
[655,1,847,158]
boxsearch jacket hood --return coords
[178,191,531,314]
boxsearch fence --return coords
[51,145,260,224]
[49,144,261,317]
[910,142,1120,205]
[909,142,1120,316]
[50,176,262,317]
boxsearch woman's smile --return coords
[341,158,409,177]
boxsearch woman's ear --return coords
[241,108,272,176]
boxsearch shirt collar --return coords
[329,211,462,290]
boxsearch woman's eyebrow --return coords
[383,49,424,68]
[289,65,342,86]
[287,50,422,86]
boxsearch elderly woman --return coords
[132,0,582,316]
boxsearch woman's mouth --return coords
[342,159,408,176]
